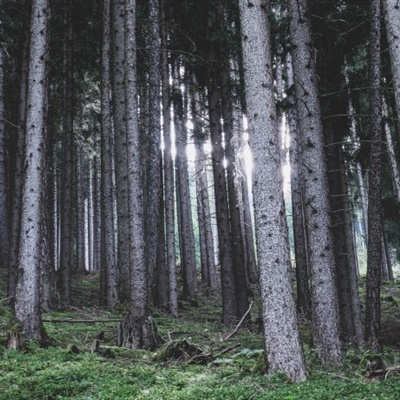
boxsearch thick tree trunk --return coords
[14,0,49,340]
[59,0,74,305]
[238,0,307,382]
[100,0,118,307]
[365,0,383,351]
[287,0,342,365]
[118,0,153,349]
[161,0,178,316]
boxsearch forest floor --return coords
[1,273,400,399]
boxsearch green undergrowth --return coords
[1,274,400,399]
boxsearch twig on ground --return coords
[223,301,254,342]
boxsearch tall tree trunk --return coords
[145,0,163,303]
[118,0,156,350]
[100,0,118,307]
[0,33,8,271]
[287,0,342,365]
[238,0,307,382]
[207,68,238,326]
[191,83,218,290]
[14,0,49,340]
[161,0,178,316]
[383,0,400,131]
[365,0,383,351]
[286,53,311,318]
[112,0,130,303]
[172,61,197,300]
[59,0,74,305]
[75,142,86,272]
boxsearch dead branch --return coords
[42,319,120,324]
[223,301,254,342]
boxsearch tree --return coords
[238,0,307,382]
[14,0,50,340]
[365,0,383,351]
[287,0,342,365]
[0,31,8,271]
[383,0,400,130]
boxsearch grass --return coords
[1,273,400,399]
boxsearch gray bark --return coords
[14,0,49,340]
[0,37,8,271]
[59,0,74,305]
[287,0,342,365]
[112,0,130,303]
[76,143,86,272]
[100,0,118,307]
[238,0,307,382]
[365,0,383,352]
[383,0,400,131]
[161,0,178,316]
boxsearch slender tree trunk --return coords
[238,0,307,382]
[59,0,74,305]
[100,0,117,307]
[286,53,311,318]
[145,0,163,303]
[365,0,383,351]
[0,35,8,271]
[161,0,178,316]
[287,0,342,365]
[75,142,86,272]
[383,0,400,131]
[14,0,49,340]
[112,0,130,303]
[172,61,197,299]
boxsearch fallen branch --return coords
[223,301,254,341]
[42,319,120,324]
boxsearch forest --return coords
[1,0,400,397]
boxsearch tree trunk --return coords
[112,0,130,303]
[172,61,197,300]
[145,0,163,303]
[59,0,74,305]
[75,142,86,272]
[287,0,342,365]
[14,0,49,340]
[238,0,307,382]
[161,0,178,316]
[100,0,118,307]
[365,0,383,351]
[0,34,8,271]
[285,53,311,318]
[383,0,400,131]
[118,0,154,349]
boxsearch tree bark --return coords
[238,0,307,382]
[287,0,342,365]
[365,0,383,351]
[14,0,49,340]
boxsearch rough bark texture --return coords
[383,0,400,127]
[14,0,49,340]
[172,62,197,300]
[112,0,130,303]
[59,0,74,305]
[286,53,311,318]
[365,0,382,351]
[287,0,342,365]
[118,0,151,349]
[76,144,86,272]
[161,0,178,316]
[239,0,307,382]
[0,37,8,271]
[100,0,118,307]
[144,0,163,304]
